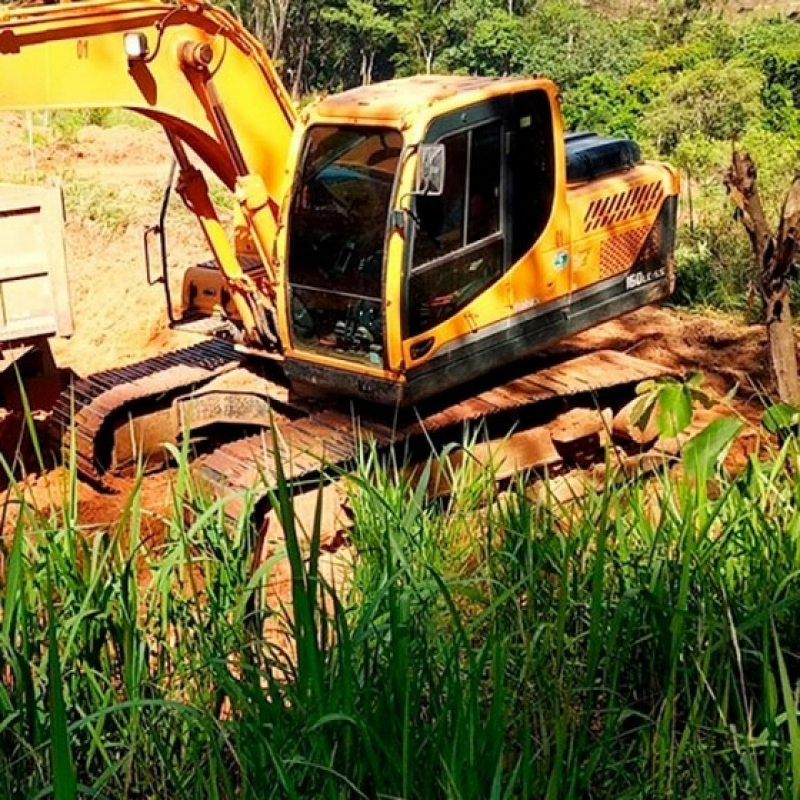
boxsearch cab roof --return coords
[311,75,551,126]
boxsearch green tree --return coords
[562,73,644,138]
[643,59,763,153]
[322,0,395,85]
[442,7,526,75]
[390,0,454,74]
[518,1,652,90]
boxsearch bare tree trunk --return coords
[768,292,798,404]
[725,151,800,404]
[267,0,290,60]
[252,2,266,43]
[291,38,308,100]
[360,51,376,86]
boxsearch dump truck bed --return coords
[0,183,71,350]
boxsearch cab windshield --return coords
[287,126,402,366]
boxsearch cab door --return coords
[505,90,557,265]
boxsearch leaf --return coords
[656,382,693,438]
[762,402,800,434]
[3,526,24,640]
[773,622,800,800]
[629,393,657,433]
[47,579,77,800]
[683,416,744,483]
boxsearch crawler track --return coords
[197,350,672,526]
[50,341,673,520]
[51,339,243,482]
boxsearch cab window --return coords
[409,121,503,336]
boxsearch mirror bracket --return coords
[388,208,406,230]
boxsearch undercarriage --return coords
[50,340,674,531]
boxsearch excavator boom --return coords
[0,0,295,192]
[0,0,296,346]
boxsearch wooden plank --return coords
[550,407,613,461]
[519,371,573,395]
[502,374,559,397]
[352,415,398,441]
[482,384,534,408]
[581,355,642,385]
[594,350,673,381]
[288,419,359,461]
[201,450,246,476]
[472,427,562,479]
[283,451,326,478]
[500,376,552,402]
[305,413,381,451]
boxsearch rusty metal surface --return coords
[51,339,242,482]
[197,349,674,527]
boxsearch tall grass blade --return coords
[773,621,800,800]
[13,362,45,473]
[46,573,77,800]
[3,524,24,640]
[683,416,744,483]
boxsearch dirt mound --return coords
[74,124,170,169]
[563,306,770,401]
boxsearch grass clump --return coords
[2,421,800,796]
[27,109,156,143]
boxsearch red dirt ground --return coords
[0,113,778,533]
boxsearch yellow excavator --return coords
[0,0,678,500]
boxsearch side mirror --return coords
[415,143,446,196]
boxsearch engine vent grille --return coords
[599,224,651,279]
[584,182,664,233]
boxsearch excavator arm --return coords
[0,0,297,347]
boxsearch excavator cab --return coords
[282,79,566,405]
[282,76,676,406]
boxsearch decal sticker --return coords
[626,266,666,290]
[572,249,591,271]
[514,297,540,314]
[552,251,569,272]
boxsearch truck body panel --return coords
[0,183,71,346]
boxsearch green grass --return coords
[2,415,800,797]
[26,109,156,143]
